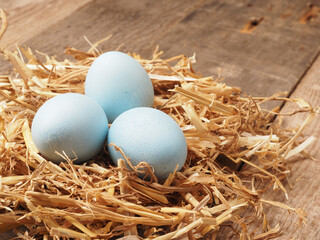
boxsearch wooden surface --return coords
[0,0,319,239]
[2,0,320,98]
[0,0,91,48]
[261,54,320,240]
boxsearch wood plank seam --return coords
[277,48,320,112]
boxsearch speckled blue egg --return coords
[107,107,187,180]
[85,51,154,122]
[31,93,108,164]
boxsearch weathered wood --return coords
[16,0,320,101]
[255,54,320,240]
[0,0,92,74]
[0,0,202,73]
[22,0,206,56]
[0,0,92,48]
[153,0,320,99]
[217,54,320,239]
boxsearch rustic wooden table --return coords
[0,0,319,239]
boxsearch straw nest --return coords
[0,9,319,240]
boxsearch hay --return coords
[0,9,319,239]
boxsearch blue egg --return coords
[107,107,187,180]
[31,93,108,164]
[85,51,154,122]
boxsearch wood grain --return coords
[217,55,320,240]
[0,0,92,74]
[1,0,320,98]
[0,0,203,73]
[0,0,92,48]
[7,0,318,105]
[22,0,206,55]
[256,55,320,240]
[152,0,320,99]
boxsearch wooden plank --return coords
[217,54,320,239]
[152,0,320,99]
[0,0,92,48]
[20,0,206,56]
[252,55,320,240]
[0,0,92,74]
[7,0,319,105]
[0,0,204,73]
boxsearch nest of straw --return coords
[0,9,319,240]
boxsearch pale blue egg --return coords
[85,51,154,122]
[107,107,187,180]
[31,93,108,164]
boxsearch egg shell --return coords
[85,51,154,122]
[31,93,108,164]
[107,107,187,180]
